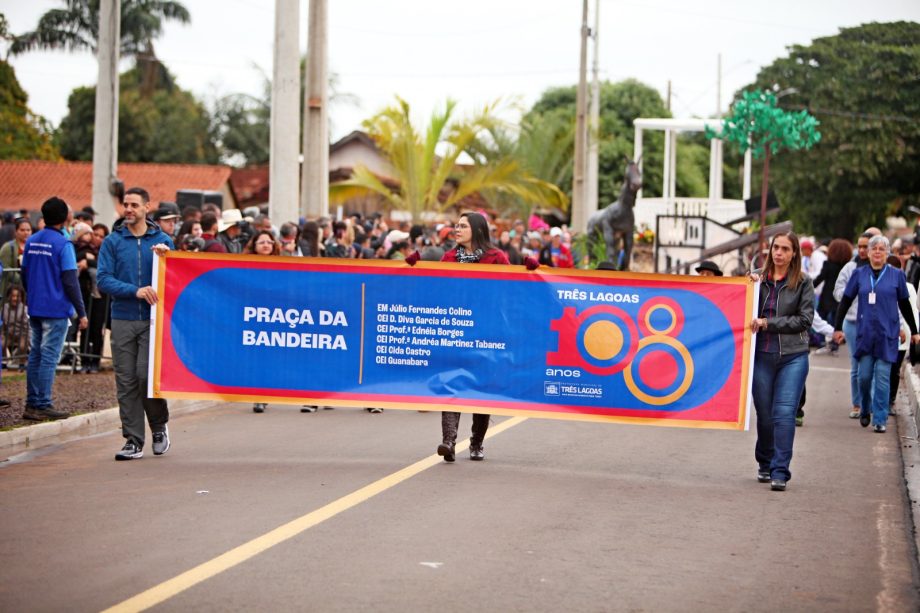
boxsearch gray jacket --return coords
[755,270,815,355]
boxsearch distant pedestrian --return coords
[20,197,88,421]
[242,230,281,414]
[695,260,724,277]
[98,187,174,460]
[833,232,872,418]
[833,235,920,434]
[750,232,814,491]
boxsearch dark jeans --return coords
[26,317,69,408]
[441,412,490,447]
[753,351,809,481]
[858,353,891,427]
[111,319,168,447]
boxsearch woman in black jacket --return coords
[750,232,814,492]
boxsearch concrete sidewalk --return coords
[0,399,217,460]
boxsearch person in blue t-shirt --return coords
[20,197,88,421]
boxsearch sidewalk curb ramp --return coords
[0,400,218,456]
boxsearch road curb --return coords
[0,399,219,455]
[900,366,920,571]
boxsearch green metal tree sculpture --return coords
[707,90,821,264]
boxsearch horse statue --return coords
[586,159,643,270]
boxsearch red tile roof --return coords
[0,160,233,212]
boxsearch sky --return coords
[3,0,920,144]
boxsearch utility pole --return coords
[270,0,300,224]
[570,0,589,233]
[91,0,120,228]
[666,80,671,112]
[585,0,600,222]
[716,53,722,117]
[301,0,329,220]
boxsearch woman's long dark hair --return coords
[301,221,320,257]
[460,212,495,253]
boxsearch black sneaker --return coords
[253,403,267,413]
[873,424,887,433]
[437,442,455,462]
[757,470,771,483]
[301,405,318,413]
[470,445,484,461]
[152,427,170,456]
[115,441,143,461]
[366,407,383,413]
[23,406,68,421]
[859,413,871,428]
[0,398,10,408]
[770,479,787,491]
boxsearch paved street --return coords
[1,351,918,612]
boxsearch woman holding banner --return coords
[750,232,814,492]
[243,230,281,413]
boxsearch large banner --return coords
[151,252,757,430]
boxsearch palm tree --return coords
[466,108,574,221]
[10,1,190,93]
[331,97,568,221]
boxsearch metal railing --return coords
[1,268,111,373]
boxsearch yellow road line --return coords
[101,416,528,613]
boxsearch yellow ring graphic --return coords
[644,304,677,336]
[623,335,694,405]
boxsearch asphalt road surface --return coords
[1,352,917,612]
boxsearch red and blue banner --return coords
[152,252,756,430]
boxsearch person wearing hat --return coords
[217,209,245,254]
[97,187,174,460]
[20,197,88,421]
[153,202,181,240]
[695,261,724,277]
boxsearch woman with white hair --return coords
[833,234,920,433]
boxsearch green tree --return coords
[57,66,217,163]
[464,109,573,221]
[525,79,710,208]
[739,21,920,238]
[330,97,567,221]
[211,58,358,166]
[0,16,58,160]
[10,0,190,94]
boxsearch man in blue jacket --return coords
[20,197,88,420]
[98,187,174,460]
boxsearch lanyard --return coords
[869,265,887,293]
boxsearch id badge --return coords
[868,292,876,305]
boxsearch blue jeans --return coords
[752,351,809,481]
[858,354,891,427]
[842,319,861,409]
[26,317,70,408]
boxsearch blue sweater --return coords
[97,222,174,321]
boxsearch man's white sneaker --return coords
[152,427,170,456]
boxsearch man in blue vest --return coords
[20,197,88,421]
[98,187,174,461]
